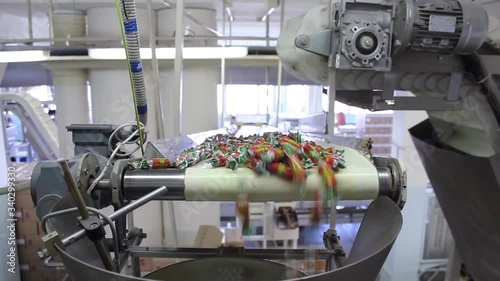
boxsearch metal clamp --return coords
[323,229,347,271]
[42,232,64,258]
[295,29,334,58]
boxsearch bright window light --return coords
[0,51,48,63]
[88,47,248,60]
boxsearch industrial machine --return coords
[26,0,500,280]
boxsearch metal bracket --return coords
[323,229,347,270]
[295,29,333,58]
[42,231,65,258]
[373,72,463,111]
[373,96,462,111]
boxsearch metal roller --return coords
[122,145,405,204]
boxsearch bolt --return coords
[369,63,374,67]
[383,33,388,38]
[355,19,360,23]
[342,48,346,53]
[84,168,89,175]
[299,36,308,47]
[364,39,373,47]
[372,20,377,25]
[467,22,470,26]
[342,31,346,35]
[394,40,401,47]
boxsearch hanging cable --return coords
[87,122,147,195]
[114,0,148,155]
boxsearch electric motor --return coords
[393,0,488,55]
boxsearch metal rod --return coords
[276,0,285,128]
[220,0,227,128]
[61,186,168,247]
[173,0,185,137]
[57,159,114,271]
[58,159,89,219]
[0,36,278,44]
[27,0,33,41]
[147,0,166,140]
[48,0,54,39]
[131,257,141,277]
[327,0,337,226]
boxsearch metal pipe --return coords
[48,0,54,39]
[147,0,166,139]
[259,7,276,22]
[27,0,33,41]
[123,170,185,200]
[58,159,114,271]
[121,167,395,202]
[173,0,185,137]
[276,0,285,128]
[58,159,89,219]
[220,0,227,128]
[61,186,168,247]
[0,36,278,44]
[159,0,223,37]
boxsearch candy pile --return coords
[175,132,346,188]
[130,132,347,225]
[130,158,171,169]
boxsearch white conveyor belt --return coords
[184,142,379,202]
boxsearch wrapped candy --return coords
[318,162,337,189]
[323,147,335,155]
[285,153,306,182]
[310,189,322,224]
[149,158,171,169]
[268,162,294,180]
[248,143,271,157]
[288,131,302,143]
[208,154,228,168]
[279,136,302,151]
[226,152,247,170]
[254,147,285,163]
[236,193,250,231]
[302,143,322,165]
[244,157,268,175]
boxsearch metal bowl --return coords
[144,257,306,281]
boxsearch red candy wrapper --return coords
[268,162,294,180]
[318,162,337,189]
[150,158,171,169]
[209,154,228,167]
[302,143,322,165]
[310,189,322,224]
[279,136,302,151]
[236,193,250,231]
[244,157,267,175]
[285,153,306,182]
[323,147,335,155]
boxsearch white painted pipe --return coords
[52,69,89,158]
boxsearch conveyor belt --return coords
[1,92,58,159]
